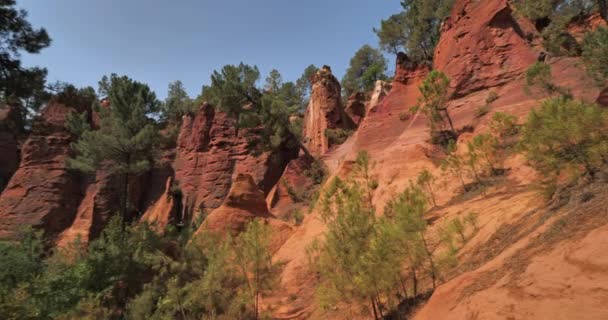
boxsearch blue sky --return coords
[18,0,401,99]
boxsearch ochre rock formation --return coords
[434,0,537,97]
[367,80,391,113]
[303,66,354,156]
[173,103,292,223]
[0,102,85,241]
[197,173,293,251]
[0,105,20,193]
[266,155,315,219]
[344,92,366,127]
[140,177,177,232]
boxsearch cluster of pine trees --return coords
[307,152,478,319]
[0,216,278,320]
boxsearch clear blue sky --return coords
[18,0,401,99]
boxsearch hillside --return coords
[1,0,608,319]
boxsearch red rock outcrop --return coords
[303,66,354,156]
[0,105,20,193]
[367,80,391,112]
[434,0,537,97]
[266,155,315,219]
[56,168,121,247]
[174,103,293,224]
[197,173,293,251]
[140,177,177,232]
[344,92,366,127]
[0,102,86,241]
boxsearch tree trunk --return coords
[375,295,384,319]
[443,109,456,134]
[421,235,437,289]
[411,270,418,296]
[426,182,436,207]
[371,297,380,320]
[400,278,409,299]
[122,172,129,230]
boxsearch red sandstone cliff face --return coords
[173,103,292,224]
[0,102,86,241]
[434,0,537,97]
[266,154,315,220]
[197,173,293,252]
[0,105,20,193]
[303,66,354,156]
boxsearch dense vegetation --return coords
[341,45,388,97]
[514,0,607,56]
[374,0,454,63]
[308,152,475,319]
[0,0,51,130]
[0,217,276,320]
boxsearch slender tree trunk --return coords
[375,294,384,319]
[482,153,496,175]
[122,172,129,230]
[443,109,456,134]
[420,235,437,289]
[400,278,409,299]
[426,182,436,207]
[457,171,467,192]
[371,297,380,320]
[411,270,418,296]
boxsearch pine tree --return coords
[521,96,608,182]
[342,45,388,97]
[385,184,438,291]
[470,134,499,175]
[441,140,467,192]
[161,80,193,122]
[374,0,454,63]
[68,74,162,223]
[414,71,456,138]
[417,169,437,207]
[201,63,261,131]
[0,0,52,128]
[582,27,608,83]
[233,220,277,320]
[295,64,318,111]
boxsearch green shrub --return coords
[449,217,467,243]
[582,27,608,83]
[475,105,491,118]
[490,112,519,137]
[464,212,479,231]
[521,97,608,183]
[485,91,499,104]
[304,158,328,185]
[325,128,353,146]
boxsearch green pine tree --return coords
[342,45,388,97]
[0,0,52,129]
[67,74,162,223]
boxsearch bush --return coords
[521,97,608,183]
[485,91,499,104]
[304,158,327,185]
[582,27,608,83]
[399,111,411,121]
[475,105,491,118]
[490,112,519,137]
[325,128,353,146]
